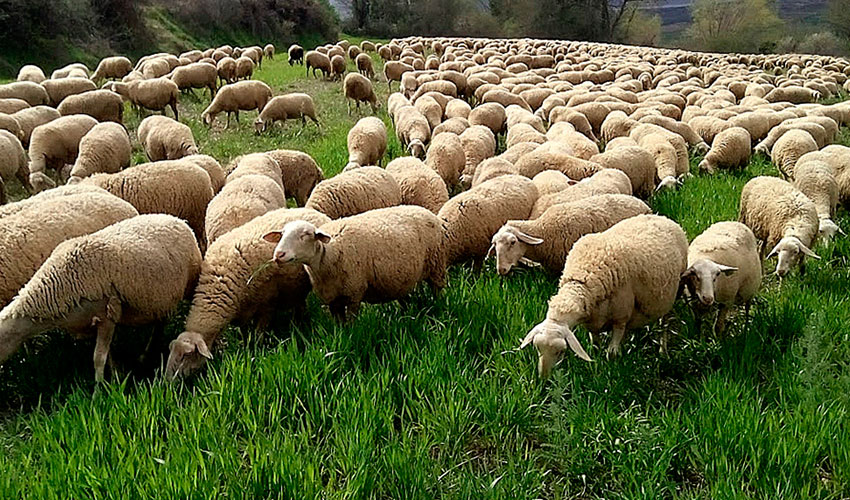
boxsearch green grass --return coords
[2,47,850,498]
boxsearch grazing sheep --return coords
[306,51,332,79]
[205,174,286,245]
[264,205,447,321]
[531,169,633,218]
[91,56,132,84]
[331,55,346,81]
[0,82,50,106]
[547,123,599,159]
[201,80,272,128]
[11,106,60,147]
[51,63,89,79]
[182,154,226,194]
[288,44,304,66]
[356,53,375,79]
[793,160,842,241]
[264,149,324,206]
[739,176,820,277]
[415,95,443,130]
[264,44,275,60]
[346,116,387,170]
[471,157,519,187]
[57,89,123,123]
[445,99,472,120]
[468,102,507,136]
[513,146,602,180]
[254,93,320,133]
[109,78,180,120]
[306,166,402,219]
[0,190,138,309]
[235,56,254,81]
[0,130,29,203]
[170,62,218,97]
[386,157,449,213]
[433,116,470,137]
[770,129,818,179]
[395,105,432,158]
[343,73,379,115]
[681,221,762,335]
[425,131,465,188]
[491,193,651,275]
[41,78,97,106]
[0,214,201,381]
[521,215,688,376]
[225,152,284,190]
[440,175,538,266]
[0,114,22,143]
[0,98,30,114]
[16,65,46,84]
[217,57,238,85]
[165,207,331,379]
[28,114,98,192]
[458,125,497,183]
[384,61,415,91]
[137,115,199,161]
[589,146,656,198]
[67,122,131,184]
[698,127,751,174]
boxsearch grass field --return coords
[1,40,849,498]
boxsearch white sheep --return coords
[793,160,842,241]
[345,116,387,170]
[67,122,131,184]
[306,166,402,219]
[425,131,465,189]
[386,156,449,213]
[205,174,287,246]
[343,73,379,115]
[395,105,431,158]
[254,93,320,134]
[137,115,199,161]
[201,80,272,128]
[698,127,752,174]
[770,129,818,179]
[28,114,98,192]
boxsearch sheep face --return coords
[489,225,543,275]
[407,139,426,159]
[29,171,56,193]
[0,315,38,365]
[680,259,738,307]
[263,220,331,265]
[520,317,590,378]
[166,331,212,379]
[818,218,843,241]
[767,236,819,277]
[253,117,267,134]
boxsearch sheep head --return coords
[818,217,844,242]
[253,117,267,135]
[521,317,591,378]
[680,259,738,307]
[165,331,212,380]
[489,224,543,276]
[29,172,56,193]
[407,139,426,159]
[262,220,331,265]
[767,236,819,277]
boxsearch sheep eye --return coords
[510,240,515,246]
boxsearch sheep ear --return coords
[717,264,738,276]
[262,231,282,243]
[799,243,820,259]
[564,328,591,362]
[516,231,543,245]
[315,229,332,243]
[680,267,695,279]
[196,341,213,360]
[766,243,781,259]
[486,243,496,259]
[520,328,538,349]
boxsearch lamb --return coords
[170,62,218,97]
[305,51,332,79]
[67,122,131,184]
[0,82,50,106]
[264,205,447,321]
[91,57,133,84]
[395,105,431,158]
[793,160,842,240]
[0,130,29,204]
[425,131,465,188]
[383,61,415,91]
[41,78,97,106]
[356,53,375,79]
[681,221,762,335]
[531,169,633,218]
[109,78,180,120]
[589,146,656,198]
[0,214,201,381]
[235,56,254,81]
[698,127,752,174]
[165,208,331,379]
[520,214,687,376]
[83,162,215,249]
[305,166,402,219]
[458,125,496,183]
[57,89,124,123]
[345,116,387,170]
[13,106,60,147]
[288,45,304,66]
[28,114,98,192]
[201,80,272,128]
[0,190,138,309]
[386,157,449,213]
[205,174,287,245]
[491,193,651,275]
[343,73,379,114]
[739,176,820,277]
[770,129,818,179]
[137,115,199,161]
[439,175,538,266]
[264,149,324,206]
[254,93,320,133]
[16,65,46,84]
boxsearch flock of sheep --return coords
[0,35,848,385]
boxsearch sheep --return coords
[468,102,507,136]
[491,193,651,275]
[793,160,842,241]
[531,169,633,218]
[755,121,828,154]
[343,73,379,115]
[13,106,60,147]
[331,55,346,81]
[532,169,573,197]
[235,56,254,81]
[0,190,138,309]
[445,99,472,120]
[288,44,304,66]
[262,149,323,206]
[16,65,46,84]
[507,123,546,148]
[137,115,199,161]
[433,117,470,137]
[681,221,762,335]
[0,82,50,106]
[513,146,602,180]
[67,122,131,184]
[165,207,331,378]
[0,113,22,141]
[425,131,465,189]
[346,116,387,170]
[589,146,656,198]
[28,114,98,192]
[225,152,284,190]
[356,53,375,79]
[547,123,599,159]
[264,205,447,321]
[57,89,123,123]
[739,176,820,277]
[82,162,215,249]
[51,62,89,79]
[217,57,238,85]
[388,92,411,120]
[395,105,431,158]
[471,157,519,187]
[520,214,688,376]
[458,125,497,184]
[91,57,132,84]
[639,114,709,153]
[415,95,443,130]
[264,44,275,60]
[170,62,218,97]
[386,157,449,213]
[698,127,752,174]
[439,175,538,266]
[384,61,415,91]
[0,130,29,203]
[632,132,685,191]
[41,78,97,106]
[0,214,201,382]
[0,98,30,114]
[305,166,402,219]
[201,80,272,128]
[109,78,180,120]
[305,51,332,79]
[205,174,287,245]
[765,86,819,104]
[254,93,320,134]
[770,129,818,179]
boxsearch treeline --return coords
[0,0,339,75]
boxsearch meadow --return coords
[0,39,849,498]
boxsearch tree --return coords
[828,0,850,40]
[687,0,783,53]
[615,5,661,46]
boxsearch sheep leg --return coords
[714,306,730,337]
[235,111,240,124]
[329,300,347,322]
[170,100,179,121]
[15,163,33,193]
[138,322,164,365]
[0,178,6,205]
[606,323,628,358]
[93,317,116,383]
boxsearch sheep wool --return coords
[138,115,199,162]
[306,166,402,219]
[263,149,324,207]
[346,116,387,170]
[793,160,841,240]
[28,114,98,192]
[205,174,287,246]
[67,122,131,183]
[0,130,28,204]
[386,157,449,213]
